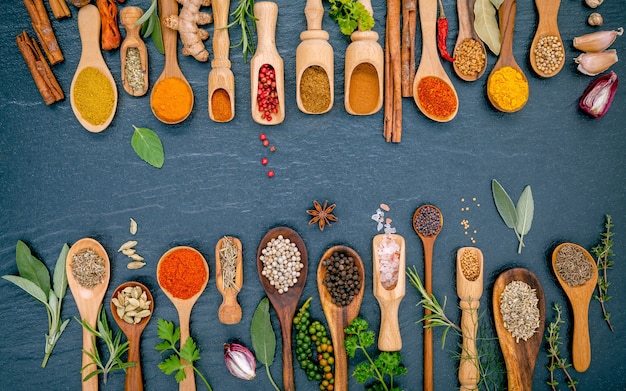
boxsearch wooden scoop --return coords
[551,243,598,372]
[66,237,111,391]
[344,0,383,115]
[157,246,209,391]
[215,236,243,324]
[456,247,483,391]
[208,0,235,122]
[110,282,154,391]
[486,0,529,112]
[412,0,458,122]
[317,245,365,391]
[150,0,194,124]
[295,0,334,114]
[372,234,406,351]
[493,268,546,391]
[70,4,118,133]
[250,1,285,125]
[256,227,308,391]
[529,0,564,77]
[120,6,149,96]
[452,0,487,81]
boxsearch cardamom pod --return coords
[127,261,146,269]
[118,240,138,252]
[130,218,138,235]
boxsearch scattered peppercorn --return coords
[322,251,362,307]
[261,157,268,165]
[269,145,277,152]
[263,139,270,147]
[259,133,267,141]
[267,170,275,178]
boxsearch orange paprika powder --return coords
[416,76,457,120]
[158,247,207,299]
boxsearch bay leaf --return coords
[15,240,51,296]
[250,297,275,366]
[492,179,517,229]
[490,0,505,9]
[515,185,534,236]
[474,0,501,55]
[132,125,164,168]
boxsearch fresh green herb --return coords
[155,318,213,390]
[226,0,257,62]
[77,306,135,383]
[473,322,507,391]
[327,0,375,36]
[491,179,534,254]
[591,214,615,332]
[250,297,280,391]
[344,317,407,391]
[545,303,577,391]
[2,241,70,367]
[135,0,164,54]
[131,125,164,168]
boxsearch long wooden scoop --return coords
[120,6,149,96]
[208,0,235,122]
[529,0,564,77]
[215,236,243,324]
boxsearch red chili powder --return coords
[417,76,457,119]
[158,248,207,299]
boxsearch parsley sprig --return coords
[327,0,375,36]
[591,214,615,332]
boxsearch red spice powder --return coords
[158,248,207,299]
[417,76,457,119]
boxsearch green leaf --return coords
[180,337,200,363]
[136,0,157,27]
[250,297,275,366]
[491,179,517,229]
[353,362,374,384]
[52,244,69,300]
[474,0,501,55]
[328,0,374,35]
[158,354,183,375]
[151,12,165,54]
[131,125,164,168]
[15,240,51,296]
[2,275,48,305]
[515,185,534,236]
[344,334,358,358]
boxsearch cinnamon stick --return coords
[48,0,71,19]
[16,31,64,105]
[387,0,402,143]
[401,0,416,97]
[24,0,63,64]
[384,24,393,142]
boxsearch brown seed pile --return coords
[454,39,486,77]
[500,280,540,343]
[322,251,362,306]
[71,248,106,288]
[555,245,593,287]
[460,248,480,281]
[534,35,565,75]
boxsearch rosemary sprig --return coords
[591,214,615,332]
[226,0,257,62]
[545,303,577,391]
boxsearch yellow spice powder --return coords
[73,67,115,125]
[488,66,529,111]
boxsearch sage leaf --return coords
[251,297,275,366]
[492,179,517,229]
[2,275,48,305]
[151,13,165,54]
[132,125,164,168]
[136,0,157,28]
[474,0,501,55]
[52,244,69,300]
[16,240,51,296]
[515,185,534,253]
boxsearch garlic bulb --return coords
[584,0,603,8]
[588,13,603,27]
[573,28,623,52]
[574,50,619,76]
[224,343,256,380]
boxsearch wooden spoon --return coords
[157,246,209,391]
[453,0,487,81]
[551,242,598,372]
[317,245,365,391]
[66,237,111,391]
[529,0,564,77]
[372,234,406,351]
[493,268,546,391]
[412,0,458,122]
[120,6,149,96]
[295,0,334,114]
[250,1,285,125]
[412,204,443,391]
[456,247,484,391]
[208,0,235,122]
[70,4,118,133]
[110,282,154,391]
[150,0,194,124]
[344,0,384,115]
[215,236,243,324]
[256,226,308,391]
[486,0,529,112]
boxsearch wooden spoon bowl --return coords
[529,0,564,77]
[317,245,365,391]
[551,242,598,372]
[453,0,487,81]
[66,237,111,390]
[208,0,235,122]
[493,268,546,391]
[110,281,154,391]
[215,236,243,324]
[256,226,308,391]
[120,6,149,96]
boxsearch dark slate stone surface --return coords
[0,0,625,389]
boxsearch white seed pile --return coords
[500,280,540,343]
[260,235,303,294]
[113,285,152,324]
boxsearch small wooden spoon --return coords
[208,0,235,122]
[120,7,149,96]
[150,0,194,124]
[551,243,598,372]
[456,247,484,391]
[250,1,285,125]
[110,282,154,391]
[66,237,111,391]
[70,4,118,133]
[493,268,546,391]
[157,246,209,391]
[529,0,564,77]
[256,226,308,391]
[412,0,458,122]
[317,245,365,391]
[372,234,406,351]
[486,0,529,112]
[215,236,243,324]
[453,0,487,81]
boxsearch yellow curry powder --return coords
[73,67,115,125]
[151,77,193,123]
[488,66,529,111]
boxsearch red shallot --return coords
[579,71,618,118]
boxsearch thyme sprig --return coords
[591,214,615,332]
[226,0,257,62]
[545,303,577,391]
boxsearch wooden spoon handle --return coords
[571,302,592,372]
[279,316,295,391]
[125,335,144,391]
[329,315,348,391]
[419,0,437,56]
[255,2,278,54]
[82,324,99,391]
[378,299,402,351]
[499,0,517,57]
[304,0,324,30]
[78,5,102,63]
[177,308,195,391]
[458,300,480,390]
[423,239,434,391]
[159,0,178,67]
[456,0,472,40]
[212,0,231,67]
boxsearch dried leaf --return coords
[474,0,501,55]
[490,0,505,9]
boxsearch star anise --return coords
[306,200,338,231]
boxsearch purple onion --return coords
[223,343,256,380]
[579,71,618,118]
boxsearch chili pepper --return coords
[436,0,454,62]
[96,0,121,50]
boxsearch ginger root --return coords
[164,0,213,62]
